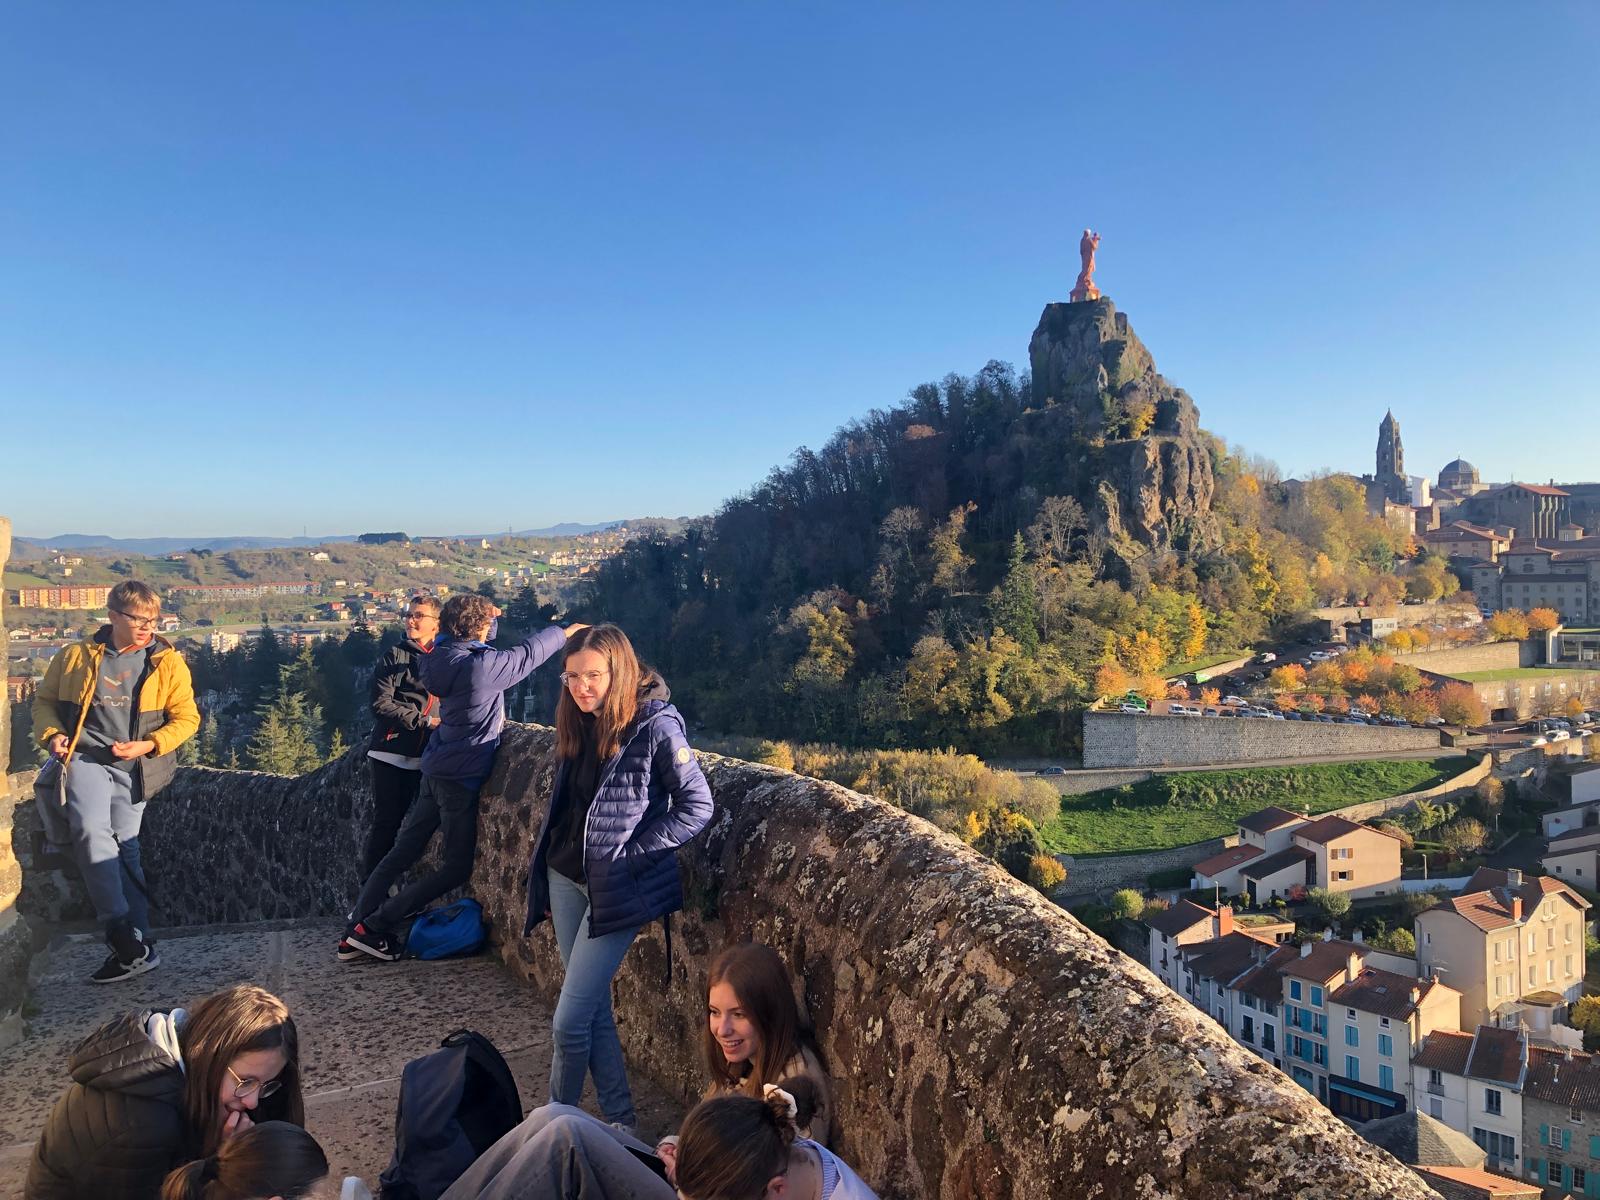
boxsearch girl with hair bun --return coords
[674,1079,877,1200]
[160,1122,333,1200]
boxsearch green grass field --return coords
[1038,756,1468,857]
[1164,649,1251,676]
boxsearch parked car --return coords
[1219,708,1240,718]
[1530,736,1548,746]
[1552,730,1572,742]
[1203,707,1221,717]
[1257,652,1277,663]
[1350,708,1372,719]
[1036,766,1068,776]
[1425,716,1447,727]
[1119,704,1146,715]
[1309,650,1336,662]
[1222,695,1247,707]
[1268,712,1287,721]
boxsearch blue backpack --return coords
[406,898,486,960]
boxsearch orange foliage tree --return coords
[1269,663,1307,692]
[1437,683,1487,726]
[1527,607,1562,633]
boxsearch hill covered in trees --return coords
[581,299,1449,755]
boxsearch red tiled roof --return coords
[1413,1164,1540,1198]
[1524,1045,1600,1109]
[1281,938,1365,982]
[1238,806,1306,835]
[1144,900,1216,938]
[1192,844,1263,878]
[1329,967,1441,1020]
[1466,1027,1526,1085]
[1501,483,1570,497]
[1427,870,1590,932]
[1232,942,1301,1003]
[1412,1029,1474,1075]
[1294,814,1372,844]
[1178,930,1277,985]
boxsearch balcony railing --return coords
[1427,1081,1446,1097]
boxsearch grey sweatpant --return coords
[440,1104,674,1200]
[62,759,150,933]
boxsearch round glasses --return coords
[560,669,611,688]
[226,1064,283,1100]
[112,608,160,630]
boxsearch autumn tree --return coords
[1436,683,1487,727]
[1269,663,1307,692]
[1109,889,1146,920]
[1438,818,1489,856]
[1527,607,1562,633]
[1488,610,1531,641]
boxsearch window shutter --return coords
[1589,1133,1600,1158]
[1566,1128,1574,1151]
[1542,1123,1550,1145]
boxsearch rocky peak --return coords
[1027,298,1216,574]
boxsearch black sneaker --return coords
[336,933,364,963]
[345,922,401,962]
[90,941,161,984]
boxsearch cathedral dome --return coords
[1438,458,1480,487]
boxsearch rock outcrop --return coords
[1027,298,1218,574]
[13,730,1442,1198]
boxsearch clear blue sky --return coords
[3,2,1597,539]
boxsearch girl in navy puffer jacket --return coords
[524,624,714,1130]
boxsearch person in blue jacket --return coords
[345,593,582,962]
[524,623,714,1133]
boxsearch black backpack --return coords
[378,1029,523,1200]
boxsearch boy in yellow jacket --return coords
[32,580,199,982]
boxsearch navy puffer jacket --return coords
[524,677,714,938]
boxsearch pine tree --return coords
[989,532,1040,652]
[247,683,326,775]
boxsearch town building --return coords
[1411,1164,1539,1200]
[1411,1026,1528,1175]
[12,585,112,609]
[1520,1043,1600,1196]
[1549,626,1600,668]
[1192,807,1404,903]
[169,581,319,600]
[1542,825,1600,888]
[1439,460,1490,499]
[5,676,37,703]
[1144,901,1237,991]
[1415,869,1590,1031]
[208,631,242,653]
[1422,522,1514,563]
[1442,667,1600,722]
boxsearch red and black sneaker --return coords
[345,922,401,962]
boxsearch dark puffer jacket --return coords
[26,1011,190,1200]
[367,635,436,760]
[524,677,714,938]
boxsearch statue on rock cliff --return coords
[1070,228,1101,302]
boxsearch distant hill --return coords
[14,518,686,557]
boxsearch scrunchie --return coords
[199,1156,221,1182]
[762,1084,797,1120]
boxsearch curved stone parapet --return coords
[93,727,1436,1198]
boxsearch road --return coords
[996,745,1467,783]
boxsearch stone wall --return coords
[0,515,35,1044]
[1083,711,1440,768]
[14,729,1440,1198]
[1050,768,1152,796]
[1393,639,1530,676]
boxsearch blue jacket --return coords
[419,623,566,786]
[524,684,714,939]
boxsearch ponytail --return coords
[161,1122,328,1200]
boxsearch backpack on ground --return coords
[378,1029,522,1200]
[406,897,486,960]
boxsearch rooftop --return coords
[1293,814,1379,845]
[1524,1045,1600,1109]
[1413,1164,1540,1198]
[1192,844,1263,877]
[1281,938,1365,983]
[1328,967,1442,1021]
[1241,845,1316,881]
[1359,1109,1487,1168]
[1178,930,1278,985]
[1412,1029,1474,1076]
[1426,871,1588,932]
[1144,898,1218,937]
[1466,1026,1527,1085]
[1238,806,1306,835]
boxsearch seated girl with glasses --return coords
[27,984,305,1200]
[522,623,714,1135]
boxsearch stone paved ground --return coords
[0,920,681,1198]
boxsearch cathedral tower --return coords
[1376,410,1409,504]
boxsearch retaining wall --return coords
[0,515,35,1044]
[1395,640,1531,676]
[1083,711,1440,769]
[9,730,1438,1199]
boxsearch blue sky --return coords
[3,2,1597,539]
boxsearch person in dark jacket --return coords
[346,592,582,962]
[363,599,440,868]
[26,984,304,1200]
[523,623,714,1132]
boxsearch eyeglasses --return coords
[226,1064,283,1100]
[112,609,160,630]
[404,612,437,622]
[560,669,611,688]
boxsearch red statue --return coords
[1070,228,1101,302]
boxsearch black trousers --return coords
[353,775,480,933]
[363,758,423,878]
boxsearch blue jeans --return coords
[547,868,641,1127]
[63,760,151,937]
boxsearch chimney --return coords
[1508,868,1523,887]
[1217,906,1234,937]
[1512,896,1523,922]
[1410,986,1421,1005]
[1352,929,1364,944]
[1322,928,1334,942]
[1300,941,1314,958]
[1346,953,1361,983]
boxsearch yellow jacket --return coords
[33,629,201,800]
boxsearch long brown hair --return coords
[703,943,809,1095]
[674,1089,802,1200]
[179,986,304,1155]
[555,624,644,760]
[161,1121,328,1200]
